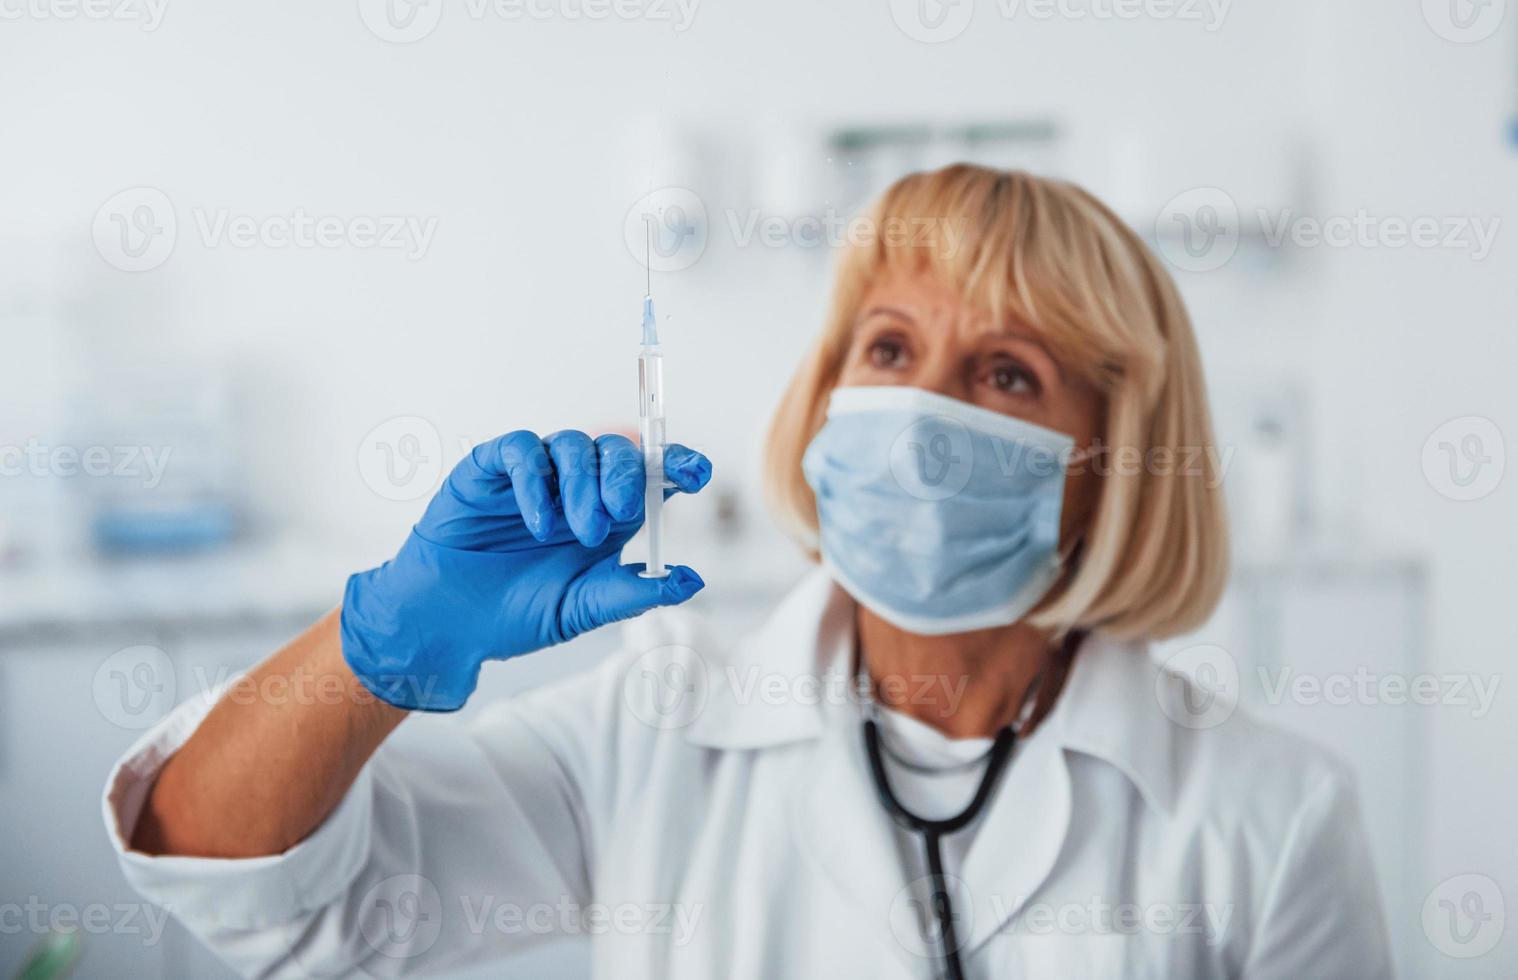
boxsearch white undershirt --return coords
[874,704,998,820]
[872,704,1000,905]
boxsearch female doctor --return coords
[105,165,1392,979]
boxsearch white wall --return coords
[1307,0,1518,965]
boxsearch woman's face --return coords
[835,268,1105,549]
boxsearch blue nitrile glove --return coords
[341,430,711,711]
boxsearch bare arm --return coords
[131,609,408,858]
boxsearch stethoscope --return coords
[857,631,1082,980]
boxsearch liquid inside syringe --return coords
[638,294,668,578]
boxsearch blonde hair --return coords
[763,164,1228,640]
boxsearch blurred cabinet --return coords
[0,622,308,980]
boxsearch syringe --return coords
[637,292,668,578]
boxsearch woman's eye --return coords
[868,338,907,369]
[986,360,1039,396]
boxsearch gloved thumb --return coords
[559,556,705,640]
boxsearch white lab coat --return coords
[104,569,1393,979]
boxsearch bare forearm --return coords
[131,609,408,858]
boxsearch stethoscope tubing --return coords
[855,628,1083,980]
[862,719,1017,980]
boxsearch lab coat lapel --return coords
[955,725,1074,955]
[787,695,1077,968]
[953,633,1176,956]
[684,570,1137,964]
[789,710,926,975]
[685,570,923,972]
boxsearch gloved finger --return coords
[546,430,611,547]
[446,432,525,503]
[558,557,704,639]
[596,433,645,522]
[663,444,713,496]
[497,430,557,541]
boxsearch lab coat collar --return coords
[683,567,1177,814]
[1045,629,1177,816]
[686,568,1181,960]
[789,703,1080,960]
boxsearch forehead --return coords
[855,268,1040,343]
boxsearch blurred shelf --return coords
[0,537,355,643]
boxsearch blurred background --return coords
[1,0,1514,976]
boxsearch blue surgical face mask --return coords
[802,385,1074,636]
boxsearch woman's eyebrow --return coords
[856,304,915,325]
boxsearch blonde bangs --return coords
[841,166,1167,401]
[764,164,1229,641]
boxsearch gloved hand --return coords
[341,430,711,711]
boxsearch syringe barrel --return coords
[638,346,668,578]
[638,346,663,420]
[642,478,665,577]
